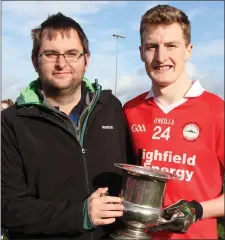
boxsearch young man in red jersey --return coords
[124,4,224,240]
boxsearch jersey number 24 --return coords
[152,126,171,141]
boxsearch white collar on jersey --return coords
[145,79,205,100]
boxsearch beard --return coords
[40,73,85,98]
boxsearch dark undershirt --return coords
[54,82,88,126]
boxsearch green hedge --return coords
[218,218,225,240]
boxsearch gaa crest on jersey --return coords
[131,124,146,132]
[183,123,200,141]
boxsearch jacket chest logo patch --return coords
[102,125,114,130]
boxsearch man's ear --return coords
[185,44,193,61]
[32,55,39,72]
[84,54,90,72]
[139,45,144,62]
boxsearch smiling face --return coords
[32,29,89,95]
[140,23,192,87]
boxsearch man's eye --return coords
[67,52,79,57]
[147,46,156,50]
[168,45,176,48]
[45,53,58,58]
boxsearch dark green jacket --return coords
[1,78,131,240]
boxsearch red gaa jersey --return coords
[123,80,224,239]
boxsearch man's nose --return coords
[55,55,67,69]
[155,47,167,63]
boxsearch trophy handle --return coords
[157,211,180,225]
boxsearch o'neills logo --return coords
[183,123,200,141]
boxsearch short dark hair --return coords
[140,5,191,46]
[31,12,90,56]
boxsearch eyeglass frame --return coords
[37,50,85,63]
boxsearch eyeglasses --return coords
[38,51,84,63]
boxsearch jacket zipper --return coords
[79,90,100,195]
[79,90,99,240]
[76,96,94,141]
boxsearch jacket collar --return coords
[145,79,205,99]
[15,77,100,107]
[16,77,113,117]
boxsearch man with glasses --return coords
[2,13,130,240]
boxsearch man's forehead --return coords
[40,29,83,50]
[142,26,184,44]
[41,29,78,41]
[144,37,182,45]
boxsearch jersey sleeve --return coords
[215,106,224,169]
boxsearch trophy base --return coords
[110,227,152,240]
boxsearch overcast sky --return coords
[2,1,224,104]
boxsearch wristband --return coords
[190,200,203,221]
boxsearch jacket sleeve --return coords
[1,115,85,236]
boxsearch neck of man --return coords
[44,84,82,115]
[152,71,192,106]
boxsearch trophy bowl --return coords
[110,164,180,240]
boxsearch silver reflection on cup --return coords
[110,164,180,240]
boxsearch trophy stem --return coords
[110,226,152,240]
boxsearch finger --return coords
[99,210,123,218]
[165,201,187,215]
[95,218,116,226]
[100,196,122,204]
[146,224,183,233]
[165,225,186,233]
[90,187,109,199]
[100,191,109,197]
[89,196,122,208]
[100,203,124,211]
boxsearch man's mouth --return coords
[54,72,71,75]
[153,66,173,71]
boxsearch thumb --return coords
[90,187,108,199]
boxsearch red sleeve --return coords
[215,107,224,169]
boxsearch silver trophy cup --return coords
[110,164,180,240]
